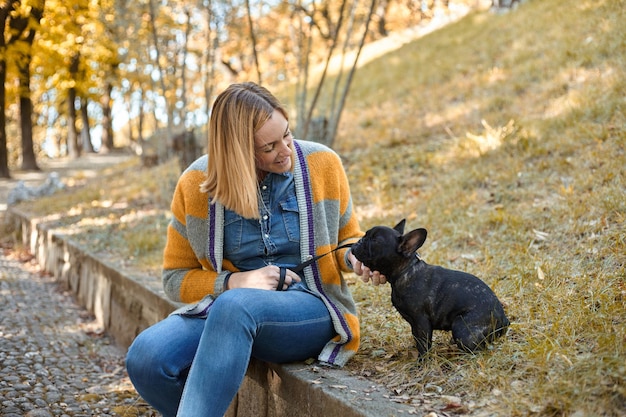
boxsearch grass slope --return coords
[6,0,624,415]
[341,0,625,415]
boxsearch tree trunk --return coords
[300,0,348,140]
[291,4,312,144]
[0,57,9,178]
[327,0,377,148]
[100,82,114,153]
[67,88,80,158]
[0,0,22,178]
[375,0,389,37]
[14,0,43,171]
[80,97,95,153]
[19,95,39,170]
[17,35,40,171]
[245,0,262,84]
[203,0,217,144]
[292,0,376,147]
[147,0,174,161]
[179,8,191,128]
[67,53,81,159]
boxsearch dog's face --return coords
[352,219,428,278]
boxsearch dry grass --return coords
[9,157,181,277]
[6,0,625,415]
[340,0,625,415]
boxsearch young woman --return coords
[125,82,385,417]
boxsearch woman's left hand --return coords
[348,252,387,286]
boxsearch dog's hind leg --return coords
[452,311,509,353]
[450,317,491,353]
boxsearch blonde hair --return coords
[200,82,291,219]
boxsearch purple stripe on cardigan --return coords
[208,203,217,268]
[295,143,317,278]
[295,142,351,363]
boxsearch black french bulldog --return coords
[352,219,509,356]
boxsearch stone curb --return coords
[5,207,415,417]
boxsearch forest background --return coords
[1,0,484,177]
[2,0,625,416]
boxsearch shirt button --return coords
[262,185,268,190]
[264,234,269,238]
[263,215,268,220]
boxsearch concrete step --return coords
[6,207,416,417]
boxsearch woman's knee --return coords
[126,330,156,377]
[126,315,202,379]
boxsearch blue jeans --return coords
[126,287,334,417]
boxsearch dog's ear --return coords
[398,228,427,256]
[393,219,406,234]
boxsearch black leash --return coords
[276,242,354,290]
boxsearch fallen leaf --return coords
[537,266,545,280]
[533,229,550,241]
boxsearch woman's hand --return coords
[226,266,301,291]
[348,252,387,286]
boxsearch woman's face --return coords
[254,110,293,176]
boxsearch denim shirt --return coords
[223,172,306,287]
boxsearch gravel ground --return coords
[0,246,158,417]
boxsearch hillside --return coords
[340,0,625,415]
[6,0,624,415]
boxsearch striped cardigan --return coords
[162,140,363,366]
